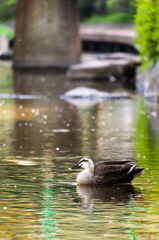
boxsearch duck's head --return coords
[69,157,94,171]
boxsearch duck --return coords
[69,157,144,185]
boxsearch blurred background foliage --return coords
[0,0,17,39]
[0,0,17,21]
[79,0,136,23]
[135,0,159,70]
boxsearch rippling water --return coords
[0,68,159,239]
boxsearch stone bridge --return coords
[14,0,136,69]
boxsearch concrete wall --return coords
[14,0,81,69]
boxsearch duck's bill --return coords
[69,163,81,170]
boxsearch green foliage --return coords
[79,0,96,20]
[135,0,159,70]
[93,0,107,15]
[0,0,17,39]
[0,24,14,39]
[79,0,107,21]
[0,0,17,21]
[86,12,134,24]
[79,0,136,23]
[107,0,136,15]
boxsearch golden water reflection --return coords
[0,69,159,239]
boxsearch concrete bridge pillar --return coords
[14,0,81,69]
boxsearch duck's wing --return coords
[93,161,144,185]
[94,162,136,175]
[95,159,137,167]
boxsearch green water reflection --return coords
[0,67,159,239]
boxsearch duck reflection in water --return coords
[76,184,141,211]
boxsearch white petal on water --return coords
[53,129,70,133]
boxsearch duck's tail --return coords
[132,168,144,178]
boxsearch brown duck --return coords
[69,157,144,185]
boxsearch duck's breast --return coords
[76,171,93,185]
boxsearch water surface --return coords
[0,68,159,239]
